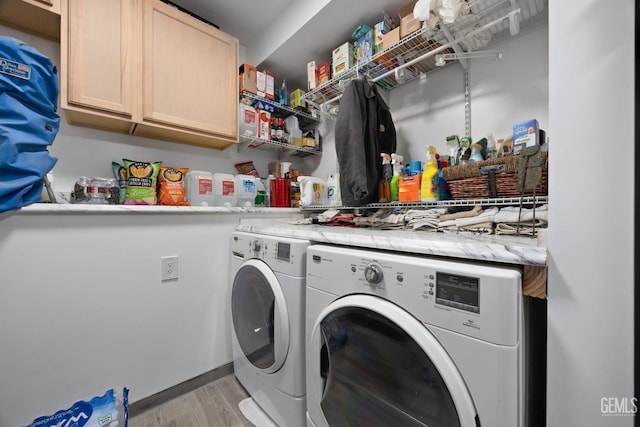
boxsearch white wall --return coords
[0,212,238,426]
[547,1,635,426]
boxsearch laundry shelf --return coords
[300,195,548,211]
[238,135,321,157]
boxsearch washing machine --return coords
[306,244,532,427]
[230,231,310,427]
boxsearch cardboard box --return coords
[307,61,317,90]
[290,88,306,109]
[356,28,374,64]
[256,70,266,98]
[264,70,275,100]
[317,62,330,84]
[374,21,391,53]
[513,119,539,155]
[257,110,271,140]
[381,27,400,50]
[238,103,257,138]
[331,42,353,78]
[398,0,420,38]
[239,64,257,94]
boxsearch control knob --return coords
[364,263,383,284]
[251,240,261,252]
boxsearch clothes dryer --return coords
[231,231,310,427]
[306,244,531,427]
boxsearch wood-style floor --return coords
[129,374,255,427]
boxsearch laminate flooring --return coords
[129,374,255,427]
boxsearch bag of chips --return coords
[158,166,189,206]
[123,159,161,205]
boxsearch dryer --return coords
[230,231,310,427]
[306,244,529,427]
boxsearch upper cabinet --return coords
[0,0,61,41]
[60,0,239,150]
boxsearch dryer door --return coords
[232,259,289,374]
[308,294,478,427]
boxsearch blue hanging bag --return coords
[0,36,60,213]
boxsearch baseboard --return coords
[128,363,234,417]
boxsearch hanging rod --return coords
[321,8,521,107]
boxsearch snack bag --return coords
[158,166,189,206]
[111,161,127,204]
[24,387,128,427]
[123,159,161,205]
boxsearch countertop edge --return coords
[6,204,302,215]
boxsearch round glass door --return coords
[231,259,289,373]
[310,295,478,427]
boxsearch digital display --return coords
[276,242,291,261]
[435,272,479,313]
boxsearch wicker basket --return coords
[444,154,548,200]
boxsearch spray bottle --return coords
[378,153,392,203]
[420,146,439,202]
[390,153,403,202]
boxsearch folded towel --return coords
[439,207,499,229]
[443,221,494,235]
[438,205,481,222]
[494,204,548,223]
[495,219,547,236]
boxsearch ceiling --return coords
[167,0,297,46]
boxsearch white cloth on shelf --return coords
[438,206,499,229]
[494,204,548,223]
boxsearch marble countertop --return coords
[12,203,302,215]
[237,218,548,267]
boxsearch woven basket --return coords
[444,154,548,200]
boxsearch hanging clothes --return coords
[335,76,396,206]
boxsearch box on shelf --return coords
[356,28,374,64]
[374,21,392,53]
[317,62,331,85]
[398,0,421,38]
[381,27,400,50]
[513,119,539,155]
[307,61,317,90]
[264,70,275,100]
[290,88,306,109]
[256,70,266,98]
[238,103,257,138]
[239,63,257,94]
[332,42,353,78]
[257,110,271,140]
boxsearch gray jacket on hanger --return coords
[335,76,397,206]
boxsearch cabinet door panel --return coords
[65,0,137,117]
[142,0,238,139]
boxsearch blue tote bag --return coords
[0,36,60,213]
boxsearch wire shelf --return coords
[300,196,548,211]
[238,135,322,157]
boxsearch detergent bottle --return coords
[390,153,403,202]
[420,146,439,202]
[378,153,392,203]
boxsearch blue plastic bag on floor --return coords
[23,387,129,427]
[0,36,60,213]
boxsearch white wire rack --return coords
[300,196,548,211]
[303,0,546,114]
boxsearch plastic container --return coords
[235,174,256,207]
[298,176,327,207]
[270,177,291,207]
[213,173,236,207]
[186,171,215,206]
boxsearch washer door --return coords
[232,259,289,374]
[308,294,479,427]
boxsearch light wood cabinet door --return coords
[62,0,139,125]
[140,0,238,142]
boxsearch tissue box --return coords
[513,119,539,154]
[290,88,306,109]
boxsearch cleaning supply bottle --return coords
[326,173,338,206]
[420,146,439,202]
[390,153,403,202]
[378,153,392,203]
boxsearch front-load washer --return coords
[231,231,310,427]
[306,244,532,427]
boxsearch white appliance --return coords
[231,231,310,427]
[306,244,528,427]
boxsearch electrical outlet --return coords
[161,256,179,281]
